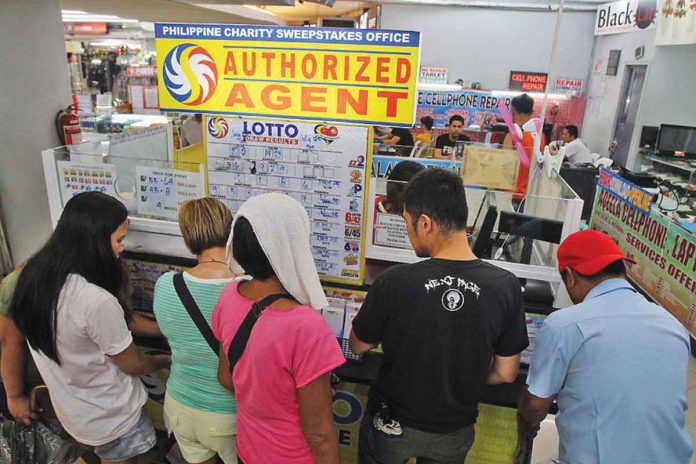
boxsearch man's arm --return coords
[0,315,35,425]
[298,372,340,464]
[217,344,234,393]
[384,135,402,146]
[129,313,162,338]
[349,330,376,355]
[518,385,555,436]
[108,343,170,376]
[487,353,520,384]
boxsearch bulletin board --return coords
[205,116,371,285]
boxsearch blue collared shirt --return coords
[527,278,693,464]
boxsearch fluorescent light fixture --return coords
[418,84,464,91]
[62,14,139,23]
[492,90,570,99]
[61,10,87,14]
[89,40,143,48]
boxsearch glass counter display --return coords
[635,152,696,215]
[365,143,584,305]
[42,131,205,258]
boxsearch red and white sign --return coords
[65,22,108,35]
[126,66,158,78]
[555,78,585,94]
[509,71,548,92]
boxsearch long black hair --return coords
[10,192,129,364]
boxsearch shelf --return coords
[646,155,696,174]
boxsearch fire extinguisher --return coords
[55,104,82,145]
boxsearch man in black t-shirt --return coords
[350,168,528,464]
[434,114,471,159]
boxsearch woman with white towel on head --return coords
[212,193,345,464]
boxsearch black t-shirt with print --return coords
[434,133,471,156]
[391,127,415,147]
[352,258,528,433]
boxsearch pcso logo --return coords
[207,117,229,139]
[163,43,218,105]
[314,124,339,144]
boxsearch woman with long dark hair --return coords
[10,192,170,464]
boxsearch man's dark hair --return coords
[564,125,579,139]
[404,168,468,234]
[562,260,626,285]
[386,161,426,213]
[420,116,434,130]
[232,216,275,280]
[511,94,534,115]
[448,114,465,126]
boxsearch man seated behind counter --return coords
[350,168,529,464]
[434,115,471,159]
[519,230,693,464]
[549,124,593,166]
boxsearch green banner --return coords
[591,187,696,335]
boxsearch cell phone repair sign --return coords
[156,23,421,127]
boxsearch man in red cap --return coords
[518,230,693,463]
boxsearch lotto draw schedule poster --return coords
[206,116,369,284]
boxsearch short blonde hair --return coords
[178,198,232,255]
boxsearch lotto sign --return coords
[156,23,421,127]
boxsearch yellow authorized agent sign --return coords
[156,23,421,127]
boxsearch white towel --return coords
[226,193,328,310]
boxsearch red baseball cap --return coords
[557,230,636,275]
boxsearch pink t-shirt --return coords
[212,281,345,464]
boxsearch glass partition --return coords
[365,144,584,283]
[44,144,205,222]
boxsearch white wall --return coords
[582,28,696,168]
[381,4,596,90]
[629,44,696,167]
[0,0,71,263]
[581,29,656,158]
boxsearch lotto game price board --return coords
[205,117,369,284]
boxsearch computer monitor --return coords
[497,211,563,265]
[471,193,498,258]
[639,125,659,149]
[656,124,696,157]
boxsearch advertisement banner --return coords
[656,0,696,45]
[594,0,657,35]
[597,167,653,214]
[155,23,421,127]
[591,187,696,336]
[416,90,510,129]
[371,155,462,178]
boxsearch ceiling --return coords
[60,0,605,28]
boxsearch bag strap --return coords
[173,272,220,356]
[227,293,292,374]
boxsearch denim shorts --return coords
[93,408,157,461]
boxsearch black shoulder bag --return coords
[172,272,220,355]
[227,293,292,374]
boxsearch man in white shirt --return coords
[550,125,593,165]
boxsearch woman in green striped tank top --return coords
[153,198,238,464]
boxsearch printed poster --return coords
[156,24,421,127]
[56,160,116,204]
[591,187,696,335]
[656,0,696,45]
[206,116,368,284]
[136,166,205,220]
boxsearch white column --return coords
[0,0,71,263]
